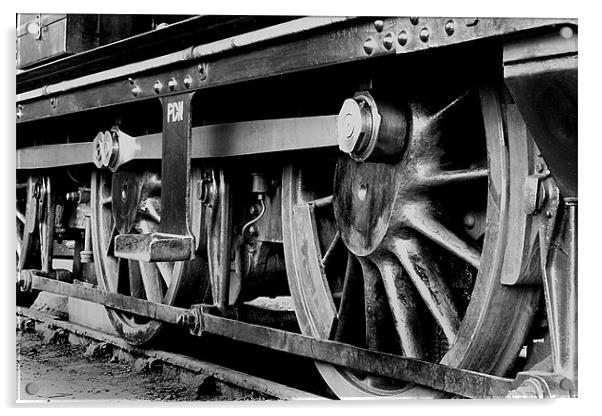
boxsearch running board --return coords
[17,273,572,399]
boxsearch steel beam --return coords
[16,18,573,123]
[16,115,338,170]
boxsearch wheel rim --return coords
[282,85,540,398]
[17,176,38,304]
[91,168,208,345]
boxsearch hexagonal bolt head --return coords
[337,98,371,154]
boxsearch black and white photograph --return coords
[10,1,586,408]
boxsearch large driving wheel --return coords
[90,167,209,345]
[282,85,541,398]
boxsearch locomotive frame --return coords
[16,15,577,399]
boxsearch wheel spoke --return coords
[404,203,481,269]
[372,254,426,358]
[101,195,113,206]
[16,209,26,224]
[138,220,172,285]
[358,257,394,352]
[321,231,341,266]
[126,260,146,299]
[156,262,173,286]
[307,194,333,208]
[418,168,488,187]
[333,253,364,345]
[138,261,164,303]
[387,236,460,345]
[105,223,118,258]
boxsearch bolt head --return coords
[464,214,476,229]
[445,20,455,36]
[184,75,193,89]
[560,26,574,39]
[153,80,163,94]
[363,37,376,55]
[419,28,430,42]
[337,98,369,154]
[168,78,178,90]
[374,20,384,32]
[131,86,141,97]
[410,17,419,25]
[383,32,394,50]
[398,29,408,46]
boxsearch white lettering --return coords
[167,101,184,122]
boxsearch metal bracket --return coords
[112,93,196,262]
[159,92,195,237]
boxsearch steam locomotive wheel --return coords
[91,168,208,345]
[282,85,541,398]
[17,175,53,305]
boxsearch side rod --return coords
[18,272,519,398]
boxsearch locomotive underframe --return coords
[16,16,577,399]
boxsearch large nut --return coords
[337,98,372,154]
[337,91,407,162]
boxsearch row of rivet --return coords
[129,74,196,97]
[364,18,457,55]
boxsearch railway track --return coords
[16,306,324,401]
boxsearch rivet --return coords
[445,20,455,36]
[153,80,163,94]
[50,97,56,108]
[16,105,23,120]
[127,77,135,85]
[398,29,408,46]
[168,78,178,91]
[383,32,394,50]
[374,20,384,32]
[183,75,193,89]
[545,210,552,218]
[198,63,207,80]
[363,37,376,55]
[131,85,141,97]
[410,17,419,25]
[464,214,476,229]
[420,28,430,42]
[560,26,574,39]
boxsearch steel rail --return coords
[19,273,520,398]
[16,115,339,170]
[17,17,351,103]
